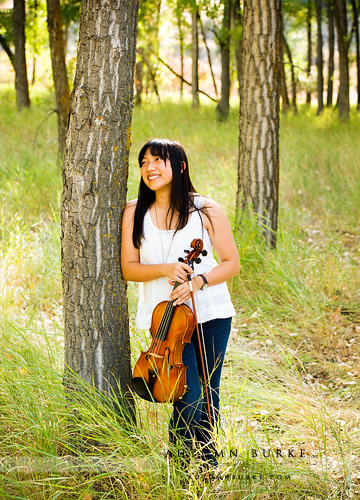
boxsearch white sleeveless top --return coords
[135,195,236,330]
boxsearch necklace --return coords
[154,203,175,264]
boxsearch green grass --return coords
[1,85,360,499]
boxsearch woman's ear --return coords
[181,161,187,173]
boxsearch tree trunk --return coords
[199,14,218,99]
[177,10,184,98]
[327,0,335,107]
[282,34,297,113]
[236,0,281,248]
[306,0,312,105]
[135,60,143,106]
[47,0,70,157]
[61,0,139,419]
[350,0,360,110]
[13,0,31,110]
[216,0,231,120]
[333,0,350,119]
[232,0,242,97]
[0,34,15,70]
[316,0,324,115]
[280,14,289,113]
[192,7,199,108]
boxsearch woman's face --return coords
[140,148,173,194]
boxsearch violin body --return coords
[132,300,195,403]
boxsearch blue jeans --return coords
[169,317,232,462]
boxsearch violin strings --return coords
[151,281,180,357]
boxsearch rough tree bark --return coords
[316,0,324,115]
[47,0,70,157]
[327,0,335,107]
[350,0,360,110]
[61,0,139,418]
[333,0,350,119]
[192,7,199,108]
[13,0,30,110]
[216,0,231,120]
[236,0,281,248]
[306,0,312,105]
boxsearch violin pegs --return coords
[202,250,208,256]
[178,257,185,262]
[195,258,201,264]
[184,250,190,254]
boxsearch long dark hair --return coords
[132,138,200,249]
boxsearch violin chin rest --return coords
[131,377,157,402]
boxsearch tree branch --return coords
[145,50,218,103]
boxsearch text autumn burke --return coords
[215,447,306,459]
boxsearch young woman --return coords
[121,138,240,466]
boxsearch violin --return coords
[132,238,207,403]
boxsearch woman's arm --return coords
[201,199,241,285]
[121,201,193,283]
[169,199,240,305]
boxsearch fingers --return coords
[167,262,193,283]
[169,282,191,306]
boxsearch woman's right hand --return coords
[164,262,193,283]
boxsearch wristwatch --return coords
[198,274,208,290]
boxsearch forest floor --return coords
[0,86,360,499]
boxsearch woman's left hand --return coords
[168,280,191,306]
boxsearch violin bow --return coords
[188,276,213,434]
[182,240,214,435]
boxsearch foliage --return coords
[1,87,360,498]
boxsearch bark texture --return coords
[216,0,231,119]
[236,0,281,248]
[350,0,360,110]
[316,0,324,115]
[61,0,139,416]
[47,0,70,157]
[306,0,312,105]
[327,0,335,107]
[192,8,199,108]
[333,0,350,119]
[13,0,30,110]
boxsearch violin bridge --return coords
[148,353,163,359]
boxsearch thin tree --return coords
[216,0,231,120]
[326,0,335,106]
[315,0,324,114]
[192,5,199,108]
[333,0,350,119]
[236,0,282,248]
[283,34,297,113]
[47,0,70,157]
[306,0,312,105]
[61,0,140,417]
[350,0,360,110]
[13,0,30,110]
[232,0,242,96]
[176,4,185,98]
[199,14,218,99]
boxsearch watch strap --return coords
[198,274,208,290]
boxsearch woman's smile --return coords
[141,149,173,191]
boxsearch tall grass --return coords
[1,86,359,499]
